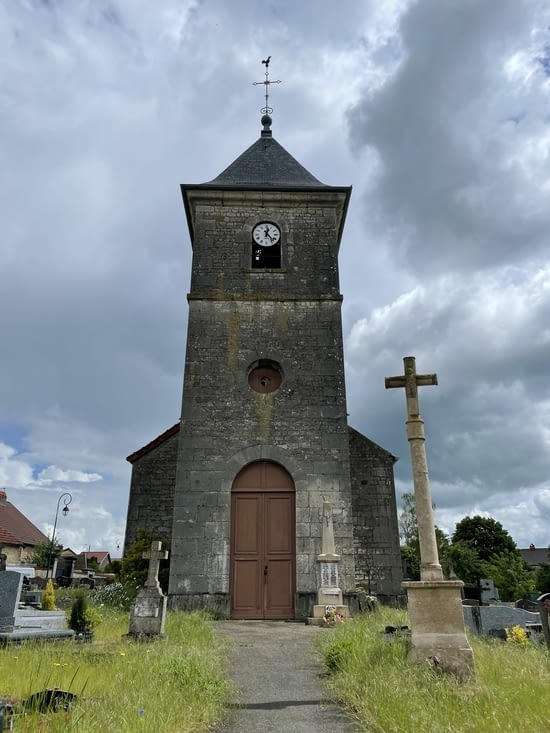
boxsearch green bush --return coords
[41,579,56,610]
[68,592,88,633]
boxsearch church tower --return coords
[124,87,403,618]
[169,110,356,619]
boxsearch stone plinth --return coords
[403,580,474,679]
[128,588,167,636]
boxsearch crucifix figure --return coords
[143,541,169,589]
[386,356,443,581]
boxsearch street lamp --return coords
[46,492,72,580]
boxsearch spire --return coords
[253,56,281,137]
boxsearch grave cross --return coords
[385,356,443,581]
[143,541,168,588]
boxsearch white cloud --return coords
[37,466,102,484]
[0,442,34,488]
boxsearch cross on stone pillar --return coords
[143,541,168,588]
[385,355,443,581]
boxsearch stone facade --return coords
[124,425,178,550]
[349,427,402,603]
[170,186,356,616]
[124,121,404,617]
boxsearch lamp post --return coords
[46,492,72,581]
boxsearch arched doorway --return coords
[230,461,295,619]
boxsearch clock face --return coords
[253,222,280,247]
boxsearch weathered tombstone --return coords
[128,541,168,637]
[308,501,349,625]
[480,578,499,604]
[0,571,23,632]
[386,356,474,679]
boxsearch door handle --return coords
[264,565,268,576]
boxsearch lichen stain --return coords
[254,392,274,442]
[277,304,290,332]
[227,307,238,386]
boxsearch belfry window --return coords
[252,241,281,269]
[251,221,282,269]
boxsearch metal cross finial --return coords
[253,56,281,114]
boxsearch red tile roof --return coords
[0,491,49,547]
[82,551,110,564]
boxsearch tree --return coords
[447,541,486,587]
[488,552,535,601]
[536,564,550,594]
[86,557,100,572]
[28,540,60,569]
[450,515,535,600]
[399,492,449,579]
[106,559,122,577]
[121,528,169,593]
[399,492,418,546]
[452,516,517,562]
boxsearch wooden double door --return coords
[230,461,295,619]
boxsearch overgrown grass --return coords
[0,609,234,732]
[317,607,550,733]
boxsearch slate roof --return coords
[520,547,549,567]
[0,490,49,547]
[205,133,327,189]
[187,116,347,191]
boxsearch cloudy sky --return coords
[1,0,549,557]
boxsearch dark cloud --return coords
[348,0,550,275]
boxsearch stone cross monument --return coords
[128,541,169,637]
[386,356,474,679]
[385,356,442,581]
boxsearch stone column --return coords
[386,356,474,679]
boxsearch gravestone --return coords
[480,578,499,604]
[0,571,23,631]
[128,541,168,637]
[386,356,474,679]
[463,604,540,637]
[0,570,73,643]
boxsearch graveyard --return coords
[2,549,550,732]
[1,595,550,731]
[0,597,233,732]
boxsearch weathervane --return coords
[253,56,281,114]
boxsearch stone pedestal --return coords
[128,588,167,636]
[307,502,350,625]
[403,580,474,679]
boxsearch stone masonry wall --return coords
[348,427,404,604]
[169,190,355,611]
[124,430,178,553]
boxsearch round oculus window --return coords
[248,362,282,394]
